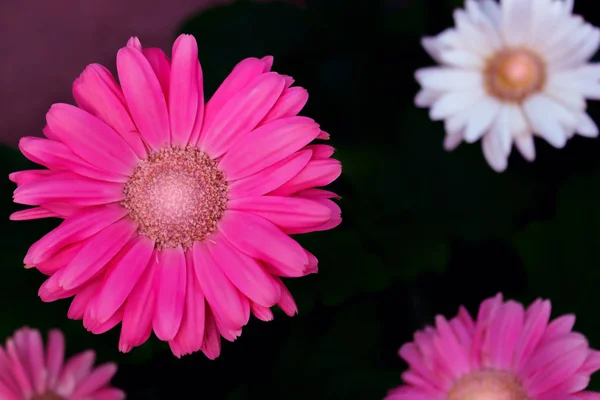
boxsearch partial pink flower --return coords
[10,34,342,358]
[0,327,123,400]
[385,294,600,400]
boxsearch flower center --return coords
[484,48,546,102]
[32,393,64,400]
[122,146,228,250]
[447,370,530,400]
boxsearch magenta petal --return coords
[68,279,102,320]
[261,86,309,124]
[89,236,154,324]
[274,277,298,316]
[202,57,266,134]
[13,171,124,207]
[169,34,201,146]
[36,242,85,276]
[117,47,171,150]
[219,116,320,181]
[261,55,274,72]
[24,204,128,266]
[208,233,281,307]
[169,250,206,358]
[45,329,65,390]
[270,158,342,196]
[228,150,312,198]
[251,302,274,321]
[46,104,137,176]
[57,218,137,290]
[126,36,142,50]
[200,308,221,360]
[19,137,126,183]
[9,169,54,186]
[304,144,335,160]
[4,338,34,398]
[152,247,186,341]
[72,64,147,159]
[200,72,286,158]
[228,196,332,235]
[192,242,250,329]
[143,48,171,104]
[10,208,57,221]
[119,256,156,352]
[25,329,46,394]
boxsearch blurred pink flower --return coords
[386,293,600,400]
[10,34,341,358]
[0,327,123,400]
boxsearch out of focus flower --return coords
[385,294,600,399]
[0,327,123,400]
[10,34,341,358]
[415,0,600,171]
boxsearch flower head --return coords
[0,327,123,400]
[10,34,342,358]
[385,294,600,400]
[415,0,600,171]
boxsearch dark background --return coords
[2,0,600,398]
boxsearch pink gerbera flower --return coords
[0,327,123,400]
[10,34,341,358]
[385,294,600,400]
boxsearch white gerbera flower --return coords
[415,0,600,172]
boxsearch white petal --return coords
[505,104,529,138]
[542,15,584,56]
[444,131,464,151]
[415,89,441,107]
[545,17,588,62]
[530,0,563,47]
[430,91,483,120]
[464,97,502,143]
[522,95,568,148]
[495,105,513,154]
[445,107,472,135]
[561,28,600,68]
[544,75,586,111]
[532,95,578,129]
[438,50,484,68]
[575,112,599,138]
[415,67,483,91]
[515,134,536,162]
[479,0,501,27]
[454,9,499,57]
[482,129,509,172]
[501,0,534,46]
[421,37,444,63]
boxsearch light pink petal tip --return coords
[0,327,122,398]
[388,294,600,398]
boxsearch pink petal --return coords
[286,198,341,234]
[526,345,588,397]
[39,203,80,219]
[202,57,267,135]
[168,250,206,358]
[192,242,250,329]
[261,55,274,72]
[486,300,524,369]
[269,158,342,196]
[228,196,332,235]
[304,144,335,160]
[70,363,117,399]
[19,137,126,183]
[57,218,137,290]
[9,169,54,186]
[142,48,171,103]
[117,47,170,150]
[83,305,123,335]
[24,204,129,266]
[4,338,33,398]
[208,233,281,307]
[274,277,297,316]
[227,150,312,198]
[38,273,78,302]
[68,279,102,320]
[218,210,310,278]
[200,72,285,158]
[55,350,95,395]
[513,299,551,370]
[0,347,21,396]
[126,36,142,50]
[119,256,156,352]
[169,34,203,146]
[542,314,576,343]
[25,329,46,395]
[10,207,57,221]
[35,241,85,275]
[72,64,147,158]
[219,116,320,181]
[251,302,274,321]
[45,329,65,389]
[433,315,471,379]
[46,103,137,175]
[88,236,154,324]
[13,171,124,207]
[200,308,221,360]
[261,86,309,124]
[317,130,330,140]
[152,246,186,341]
[296,188,341,200]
